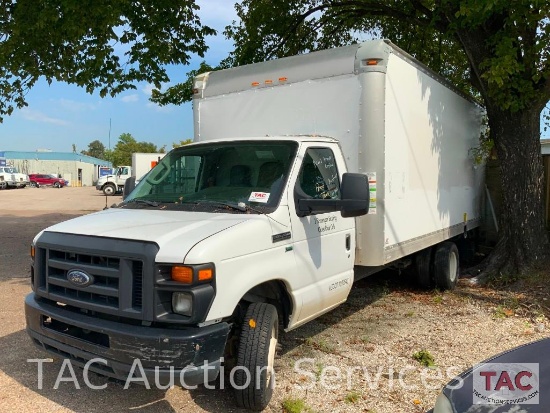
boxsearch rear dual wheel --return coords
[434,242,459,290]
[414,242,459,290]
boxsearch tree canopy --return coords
[100,133,164,166]
[154,1,549,115]
[0,0,215,122]
[81,139,107,160]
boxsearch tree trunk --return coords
[482,107,550,277]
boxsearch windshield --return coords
[124,141,298,213]
[1,167,16,173]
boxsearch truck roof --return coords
[194,39,475,104]
[181,136,339,147]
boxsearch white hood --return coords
[43,208,253,262]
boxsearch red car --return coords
[29,174,66,188]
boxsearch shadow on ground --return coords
[0,213,83,280]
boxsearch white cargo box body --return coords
[132,152,166,179]
[193,40,484,266]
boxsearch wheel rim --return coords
[104,186,114,195]
[54,182,60,188]
[0,182,6,189]
[266,323,277,388]
[449,251,458,283]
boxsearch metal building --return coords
[0,151,111,187]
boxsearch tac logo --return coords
[472,363,539,405]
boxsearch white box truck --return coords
[26,40,483,410]
[131,152,166,180]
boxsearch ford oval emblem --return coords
[67,269,94,287]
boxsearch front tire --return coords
[0,182,6,190]
[234,302,278,411]
[434,242,459,290]
[53,182,60,188]
[103,184,116,196]
[30,181,38,188]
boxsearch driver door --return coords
[289,145,356,326]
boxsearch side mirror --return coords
[123,176,136,200]
[295,173,369,218]
[340,173,369,218]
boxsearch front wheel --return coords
[53,182,60,188]
[434,242,459,290]
[102,184,116,196]
[30,181,39,188]
[234,302,278,411]
[0,182,6,190]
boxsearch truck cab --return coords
[0,166,29,188]
[96,166,131,195]
[0,167,16,189]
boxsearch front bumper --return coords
[95,184,102,190]
[8,181,29,187]
[25,293,230,386]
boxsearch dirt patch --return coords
[0,187,548,413]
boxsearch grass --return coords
[344,390,362,404]
[493,305,514,319]
[304,337,336,354]
[433,295,443,304]
[315,362,324,381]
[412,350,436,367]
[282,397,308,413]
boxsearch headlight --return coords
[433,392,454,413]
[172,292,193,316]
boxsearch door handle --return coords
[345,234,351,251]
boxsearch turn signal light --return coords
[198,268,213,281]
[30,246,35,259]
[171,266,193,283]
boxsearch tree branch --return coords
[264,0,440,61]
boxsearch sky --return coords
[0,0,237,153]
[1,3,549,153]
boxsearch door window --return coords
[297,148,340,200]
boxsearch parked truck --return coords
[26,40,483,410]
[95,165,131,195]
[0,166,29,188]
[96,153,166,195]
[132,152,165,180]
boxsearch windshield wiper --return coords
[199,201,247,212]
[126,199,160,207]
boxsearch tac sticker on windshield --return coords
[249,192,270,203]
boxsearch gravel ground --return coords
[0,186,548,413]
